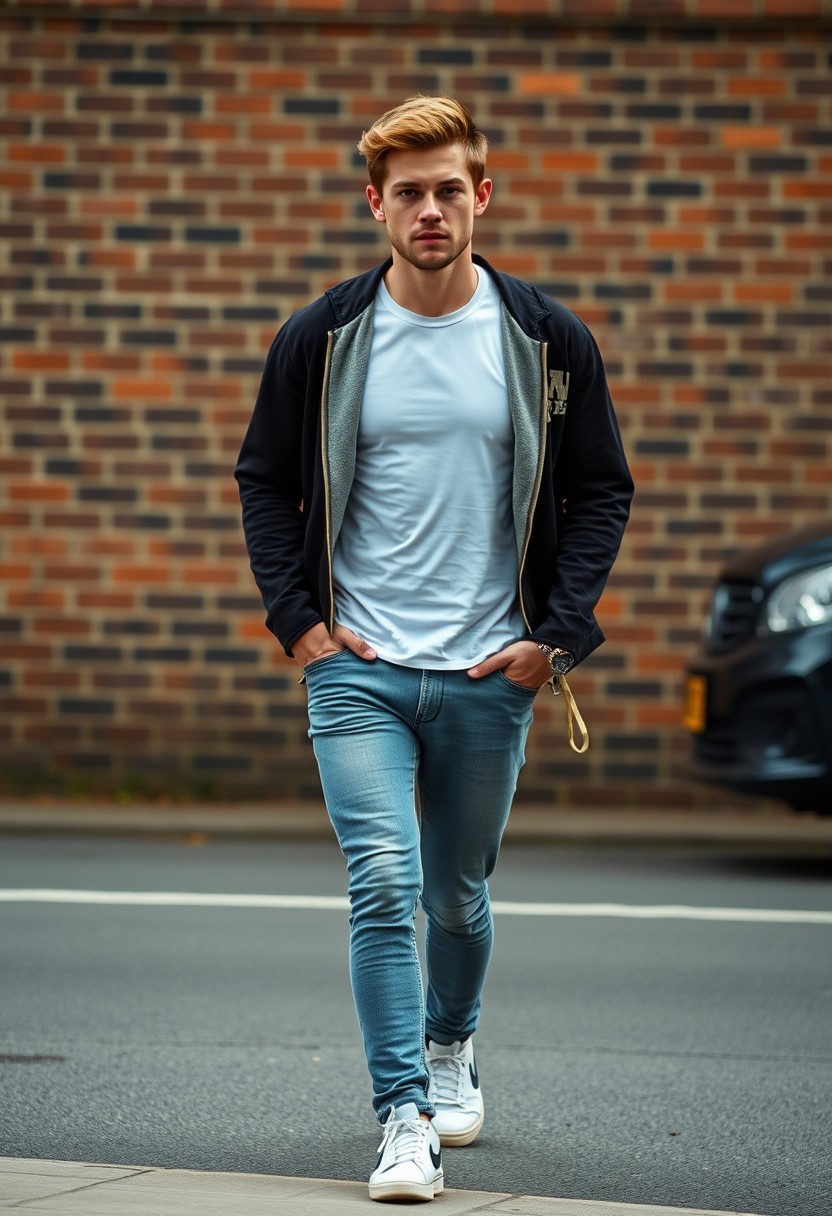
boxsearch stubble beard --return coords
[390,229,471,274]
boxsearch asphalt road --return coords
[0,832,830,1215]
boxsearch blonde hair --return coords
[357,96,488,192]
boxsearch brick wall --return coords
[1,1,830,807]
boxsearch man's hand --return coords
[291,622,377,668]
[467,640,552,690]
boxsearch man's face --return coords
[367,143,492,273]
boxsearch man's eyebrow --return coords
[389,176,468,189]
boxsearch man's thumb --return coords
[467,653,502,679]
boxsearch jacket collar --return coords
[324,253,550,339]
[324,259,392,327]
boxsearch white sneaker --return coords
[368,1102,444,1203]
[426,1037,484,1146]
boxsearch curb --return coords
[0,800,830,847]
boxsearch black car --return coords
[683,520,832,815]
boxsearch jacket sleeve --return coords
[532,320,633,660]
[234,322,325,656]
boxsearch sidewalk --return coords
[0,1158,768,1216]
[1,798,831,846]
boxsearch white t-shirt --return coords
[332,267,525,669]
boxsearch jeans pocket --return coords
[495,670,539,698]
[303,647,351,675]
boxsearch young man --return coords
[236,96,633,1202]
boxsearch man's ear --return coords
[474,178,493,217]
[367,184,386,222]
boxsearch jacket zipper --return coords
[320,330,336,634]
[517,340,549,633]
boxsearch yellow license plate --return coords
[682,674,708,734]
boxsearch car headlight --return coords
[766,562,832,633]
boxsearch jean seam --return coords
[410,741,428,1092]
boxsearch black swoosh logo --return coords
[430,1145,442,1169]
[469,1060,479,1089]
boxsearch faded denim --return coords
[305,649,535,1120]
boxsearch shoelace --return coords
[377,1113,432,1165]
[428,1054,468,1108]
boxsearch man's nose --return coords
[418,194,443,220]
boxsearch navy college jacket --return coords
[235,254,634,666]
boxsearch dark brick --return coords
[103,620,158,636]
[706,310,763,326]
[647,180,702,198]
[145,409,199,425]
[204,649,259,664]
[185,463,229,478]
[46,380,103,398]
[45,275,104,294]
[185,227,241,243]
[694,103,751,120]
[147,96,203,114]
[111,122,169,139]
[229,730,286,747]
[63,646,122,662]
[748,156,808,173]
[115,225,172,242]
[284,98,339,115]
[85,303,142,319]
[723,362,763,378]
[625,103,682,119]
[145,595,203,610]
[603,763,659,780]
[121,329,177,346]
[776,311,832,327]
[635,439,690,456]
[235,675,291,691]
[74,408,128,423]
[149,200,206,217]
[172,621,229,638]
[44,459,86,475]
[77,41,133,59]
[77,486,139,503]
[222,306,279,322]
[606,735,660,751]
[134,648,192,662]
[666,519,724,535]
[112,514,170,529]
[606,682,664,698]
[418,48,474,65]
[595,283,653,300]
[110,69,168,85]
[586,128,642,145]
[58,698,115,715]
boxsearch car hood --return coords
[720,520,832,590]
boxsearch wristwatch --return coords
[537,644,574,676]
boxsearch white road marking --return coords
[1,889,831,924]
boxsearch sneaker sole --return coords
[435,1110,484,1147]
[369,1172,444,1202]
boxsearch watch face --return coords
[539,645,574,674]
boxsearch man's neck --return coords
[383,255,478,318]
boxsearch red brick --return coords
[8,142,66,163]
[519,73,581,95]
[0,9,829,810]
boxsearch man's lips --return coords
[415,232,448,241]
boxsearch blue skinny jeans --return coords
[305,649,535,1121]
